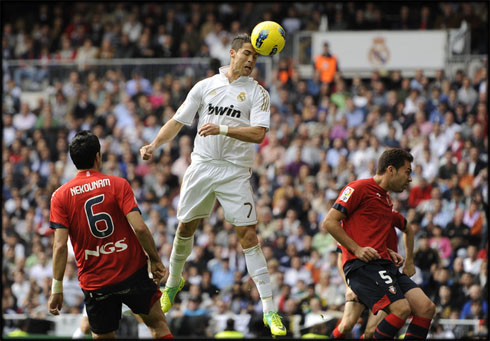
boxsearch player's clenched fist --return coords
[150,261,168,285]
[198,123,219,137]
[140,144,155,160]
[48,293,63,315]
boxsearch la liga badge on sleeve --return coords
[340,186,355,202]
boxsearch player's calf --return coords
[331,301,365,338]
[373,299,410,339]
[403,288,436,339]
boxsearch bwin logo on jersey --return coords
[207,103,241,118]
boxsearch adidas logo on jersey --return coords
[207,103,241,118]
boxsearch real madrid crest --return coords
[368,37,390,67]
[237,92,246,102]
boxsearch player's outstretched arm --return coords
[48,228,69,315]
[322,208,380,263]
[126,211,168,284]
[198,124,267,144]
[140,118,184,161]
[402,224,415,277]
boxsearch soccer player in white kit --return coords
[139,33,286,336]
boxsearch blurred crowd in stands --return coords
[2,2,488,338]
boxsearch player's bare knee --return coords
[390,299,411,320]
[422,300,436,318]
[178,220,199,237]
[146,319,165,331]
[236,225,258,249]
[411,297,436,318]
[239,236,258,249]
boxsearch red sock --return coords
[360,334,365,339]
[404,316,432,339]
[331,326,344,339]
[159,333,174,339]
[373,313,405,339]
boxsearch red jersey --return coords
[50,170,147,290]
[337,211,405,255]
[333,178,406,268]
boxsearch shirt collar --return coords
[370,177,387,195]
[76,169,101,178]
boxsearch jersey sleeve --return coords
[250,84,270,129]
[332,182,362,217]
[391,210,407,231]
[118,179,140,216]
[173,80,204,126]
[49,189,69,229]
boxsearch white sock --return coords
[243,243,276,313]
[72,327,85,339]
[167,233,193,288]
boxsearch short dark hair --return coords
[231,33,251,51]
[376,148,413,175]
[226,318,235,330]
[69,130,100,169]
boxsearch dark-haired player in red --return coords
[331,210,415,339]
[48,130,173,339]
[323,148,435,339]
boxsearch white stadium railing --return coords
[2,313,486,338]
[3,57,273,92]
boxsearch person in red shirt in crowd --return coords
[477,240,488,260]
[408,176,433,209]
[48,131,173,339]
[323,148,435,339]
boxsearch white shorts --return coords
[177,160,257,226]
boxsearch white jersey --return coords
[173,66,270,168]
